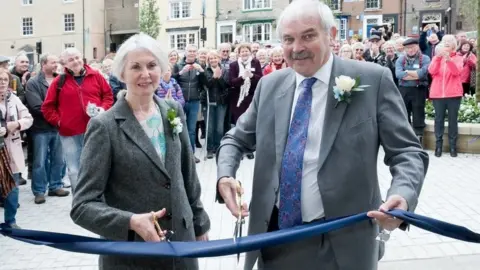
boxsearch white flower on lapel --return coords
[167,108,183,137]
[333,75,370,108]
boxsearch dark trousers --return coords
[432,97,461,149]
[399,86,427,136]
[462,83,474,96]
[259,207,339,270]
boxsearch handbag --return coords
[470,67,476,88]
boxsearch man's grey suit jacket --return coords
[216,55,429,270]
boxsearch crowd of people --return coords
[0,4,478,247]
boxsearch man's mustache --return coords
[290,51,313,60]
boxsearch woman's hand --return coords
[196,232,209,241]
[129,208,168,242]
[165,89,173,99]
[6,121,20,133]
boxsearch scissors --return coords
[233,182,245,262]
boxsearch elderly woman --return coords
[197,48,208,67]
[428,36,464,158]
[256,49,269,71]
[156,63,185,107]
[395,38,405,57]
[351,42,366,61]
[378,41,399,85]
[263,47,287,75]
[0,68,33,229]
[204,50,229,159]
[339,44,353,59]
[168,50,179,66]
[229,43,262,159]
[457,40,477,95]
[70,33,210,270]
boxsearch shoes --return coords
[19,177,27,186]
[34,195,46,204]
[47,188,70,197]
[246,153,255,159]
[434,147,442,157]
[450,148,457,157]
[207,152,214,159]
[62,178,71,188]
[195,157,200,164]
[9,223,21,229]
[195,140,202,148]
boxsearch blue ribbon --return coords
[1,209,480,258]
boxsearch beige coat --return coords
[0,92,33,173]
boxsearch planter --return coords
[423,120,480,153]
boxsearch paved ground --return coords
[0,144,479,270]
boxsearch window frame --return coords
[21,17,34,36]
[169,0,192,20]
[22,0,33,6]
[63,13,75,32]
[168,31,197,51]
[242,22,272,43]
[242,0,272,11]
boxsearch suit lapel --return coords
[115,97,171,179]
[317,56,347,172]
[274,69,296,164]
[155,96,176,180]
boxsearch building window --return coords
[336,18,347,40]
[365,0,380,9]
[22,17,33,36]
[170,0,191,19]
[220,25,234,43]
[329,0,341,11]
[22,0,33,5]
[243,23,271,43]
[64,14,75,32]
[243,0,272,10]
[169,32,196,51]
[64,42,75,49]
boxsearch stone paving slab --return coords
[0,145,478,269]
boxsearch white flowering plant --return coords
[425,95,480,123]
[333,75,370,107]
[167,108,183,138]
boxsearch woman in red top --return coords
[263,47,288,76]
[428,35,464,158]
[456,40,477,96]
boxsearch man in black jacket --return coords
[25,53,69,204]
[173,44,206,163]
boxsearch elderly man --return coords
[41,48,114,192]
[364,35,384,63]
[26,54,70,204]
[395,38,431,141]
[172,44,206,163]
[218,43,232,70]
[10,53,31,103]
[216,1,428,269]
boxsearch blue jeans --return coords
[184,100,200,152]
[31,132,64,196]
[60,134,84,192]
[4,173,20,225]
[207,104,227,152]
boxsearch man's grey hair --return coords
[39,53,54,66]
[276,0,336,39]
[60,47,82,60]
[111,33,169,81]
[185,44,198,51]
[218,43,231,51]
[15,51,29,62]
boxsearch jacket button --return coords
[164,183,171,189]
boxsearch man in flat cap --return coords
[364,35,384,63]
[395,38,431,143]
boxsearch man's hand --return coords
[196,233,209,241]
[367,195,408,231]
[218,177,249,218]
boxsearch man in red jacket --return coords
[41,48,113,192]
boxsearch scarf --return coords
[237,57,252,107]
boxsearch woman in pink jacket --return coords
[428,35,464,158]
[457,40,476,95]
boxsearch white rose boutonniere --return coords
[86,102,105,117]
[167,108,183,138]
[333,75,370,108]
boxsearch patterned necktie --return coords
[278,77,317,229]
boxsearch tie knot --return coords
[303,77,317,89]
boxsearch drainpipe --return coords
[82,0,86,59]
[403,0,407,36]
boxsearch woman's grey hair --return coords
[339,44,353,58]
[382,41,396,52]
[270,46,284,56]
[351,42,365,51]
[434,42,445,55]
[277,0,336,39]
[111,33,169,81]
[441,34,457,50]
